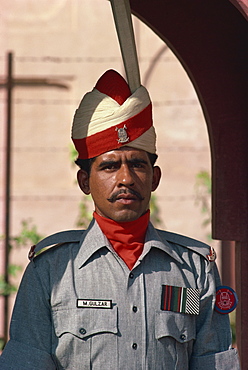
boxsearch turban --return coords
[72,69,156,159]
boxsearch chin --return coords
[111,210,143,223]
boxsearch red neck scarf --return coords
[93,211,150,270]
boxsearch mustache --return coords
[107,189,144,203]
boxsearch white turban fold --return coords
[72,70,156,159]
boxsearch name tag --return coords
[77,299,112,309]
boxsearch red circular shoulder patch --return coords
[215,286,238,314]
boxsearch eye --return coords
[131,163,143,168]
[101,163,119,171]
[130,161,147,169]
[105,164,116,170]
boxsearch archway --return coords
[130,0,248,365]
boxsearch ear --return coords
[151,166,161,192]
[77,170,91,195]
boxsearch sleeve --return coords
[0,261,57,369]
[189,261,240,370]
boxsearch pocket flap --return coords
[53,305,118,339]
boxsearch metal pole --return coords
[3,51,13,344]
[110,0,141,92]
[0,53,70,345]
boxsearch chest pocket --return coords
[154,311,196,369]
[52,306,118,369]
[155,310,196,343]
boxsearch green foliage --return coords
[195,171,237,345]
[0,274,18,296]
[10,219,43,248]
[195,170,212,239]
[150,194,163,228]
[69,143,78,165]
[1,220,43,349]
[229,311,236,345]
[75,195,93,229]
[1,219,43,349]
[0,337,5,352]
[69,143,93,228]
[195,171,211,214]
[0,219,43,297]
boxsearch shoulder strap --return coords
[28,230,84,260]
[159,230,216,263]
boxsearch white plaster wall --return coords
[0,0,216,338]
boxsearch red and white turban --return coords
[72,69,156,159]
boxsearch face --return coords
[77,147,161,222]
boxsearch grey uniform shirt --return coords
[0,220,240,369]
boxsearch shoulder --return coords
[155,228,216,263]
[28,229,85,260]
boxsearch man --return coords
[0,70,240,369]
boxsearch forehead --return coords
[95,147,150,162]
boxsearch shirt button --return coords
[132,306,138,313]
[132,343,138,350]
[129,272,134,279]
[79,328,86,335]
[180,334,186,341]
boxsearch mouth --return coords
[107,189,144,203]
[116,194,137,205]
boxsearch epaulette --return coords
[161,230,216,263]
[28,230,84,260]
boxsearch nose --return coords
[117,164,135,187]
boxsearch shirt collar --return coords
[75,219,110,269]
[75,219,183,269]
[140,222,183,264]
